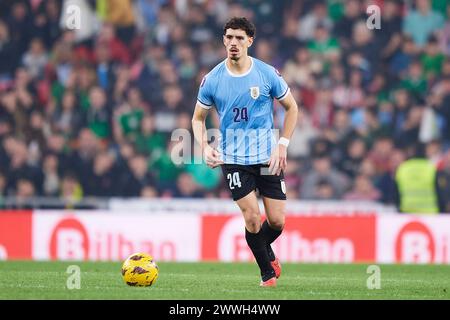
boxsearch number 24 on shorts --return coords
[227,172,242,189]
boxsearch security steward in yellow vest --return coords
[395,157,441,214]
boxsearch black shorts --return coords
[221,163,287,201]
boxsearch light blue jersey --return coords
[197,57,289,165]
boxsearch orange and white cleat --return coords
[260,277,277,287]
[271,258,282,279]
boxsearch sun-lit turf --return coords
[0,261,449,300]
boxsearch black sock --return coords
[261,220,283,261]
[266,245,276,262]
[245,228,275,281]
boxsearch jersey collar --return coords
[225,56,254,77]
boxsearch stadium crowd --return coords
[0,0,450,211]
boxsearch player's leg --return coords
[235,191,276,283]
[256,165,287,278]
[261,196,285,278]
[221,164,276,284]
[262,197,285,250]
[236,190,261,233]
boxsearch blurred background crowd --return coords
[0,0,450,211]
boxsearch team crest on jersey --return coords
[250,86,260,99]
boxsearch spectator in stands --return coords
[86,86,111,139]
[367,137,395,175]
[377,149,406,204]
[52,90,83,139]
[400,60,428,101]
[22,38,48,80]
[434,76,450,141]
[133,114,166,156]
[42,153,60,197]
[172,172,203,198]
[104,0,136,45]
[24,111,47,155]
[37,0,61,49]
[403,0,445,48]
[312,178,338,200]
[60,173,83,207]
[395,105,423,148]
[345,20,379,81]
[421,36,445,79]
[86,152,116,197]
[283,47,314,88]
[377,0,403,59]
[120,154,156,197]
[308,23,340,74]
[154,85,185,133]
[344,174,381,201]
[15,178,36,208]
[70,128,99,188]
[298,1,333,42]
[333,0,364,49]
[389,35,419,78]
[301,155,350,199]
[438,2,450,56]
[322,109,356,153]
[339,138,367,179]
[0,19,17,79]
[288,112,318,160]
[141,185,158,198]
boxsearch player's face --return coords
[223,29,253,61]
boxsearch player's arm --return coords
[268,91,299,175]
[191,103,223,168]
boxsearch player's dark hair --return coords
[223,17,256,38]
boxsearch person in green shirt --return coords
[307,24,340,74]
[308,24,340,56]
[421,36,445,78]
[400,60,428,99]
[86,86,111,139]
[134,114,167,156]
[148,141,183,191]
[327,0,345,22]
[119,108,144,138]
[118,87,149,139]
[432,0,450,16]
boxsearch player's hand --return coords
[268,144,287,175]
[203,145,224,168]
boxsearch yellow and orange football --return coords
[121,253,159,287]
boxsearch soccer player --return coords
[191,17,298,287]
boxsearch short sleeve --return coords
[197,75,214,109]
[269,67,290,101]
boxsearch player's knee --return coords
[242,208,261,232]
[267,216,285,230]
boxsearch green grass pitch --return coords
[0,261,449,300]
